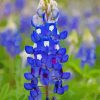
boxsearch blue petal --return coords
[58,48,66,55]
[62,72,71,79]
[41,54,48,63]
[36,87,41,95]
[31,32,40,42]
[25,46,34,54]
[61,54,69,63]
[28,95,34,100]
[30,90,38,98]
[24,72,33,80]
[53,63,62,70]
[45,56,52,69]
[32,67,40,77]
[40,77,49,86]
[35,93,42,100]
[57,87,64,95]
[27,57,35,65]
[31,77,38,85]
[53,81,59,93]
[24,83,36,90]
[35,60,42,67]
[60,31,68,39]
[15,0,25,10]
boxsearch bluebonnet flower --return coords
[0,29,21,57]
[69,16,80,33]
[0,2,13,19]
[76,29,96,67]
[24,7,70,100]
[14,0,25,11]
[19,15,32,34]
[86,21,95,34]
[84,10,93,18]
[3,2,12,16]
[58,11,68,29]
[86,17,100,34]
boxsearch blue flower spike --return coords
[76,28,96,67]
[24,0,70,100]
[0,29,21,57]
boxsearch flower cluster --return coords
[0,29,21,57]
[76,29,96,67]
[19,15,32,34]
[58,11,68,29]
[24,0,70,100]
[3,2,12,16]
[14,0,25,11]
[76,43,96,67]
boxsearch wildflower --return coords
[69,16,80,33]
[0,29,21,57]
[0,19,21,57]
[58,11,68,29]
[76,28,96,67]
[19,15,32,34]
[14,0,25,11]
[24,18,70,99]
[84,10,93,18]
[0,1,13,19]
[86,16,100,34]
[24,0,70,100]
[3,2,12,16]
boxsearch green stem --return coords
[45,86,49,97]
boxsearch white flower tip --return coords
[49,25,54,31]
[44,41,49,47]
[37,54,42,60]
[55,44,60,50]
[33,43,37,48]
[36,28,41,34]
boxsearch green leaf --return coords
[0,83,9,100]
[18,94,27,100]
[88,69,100,77]
[0,19,7,27]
